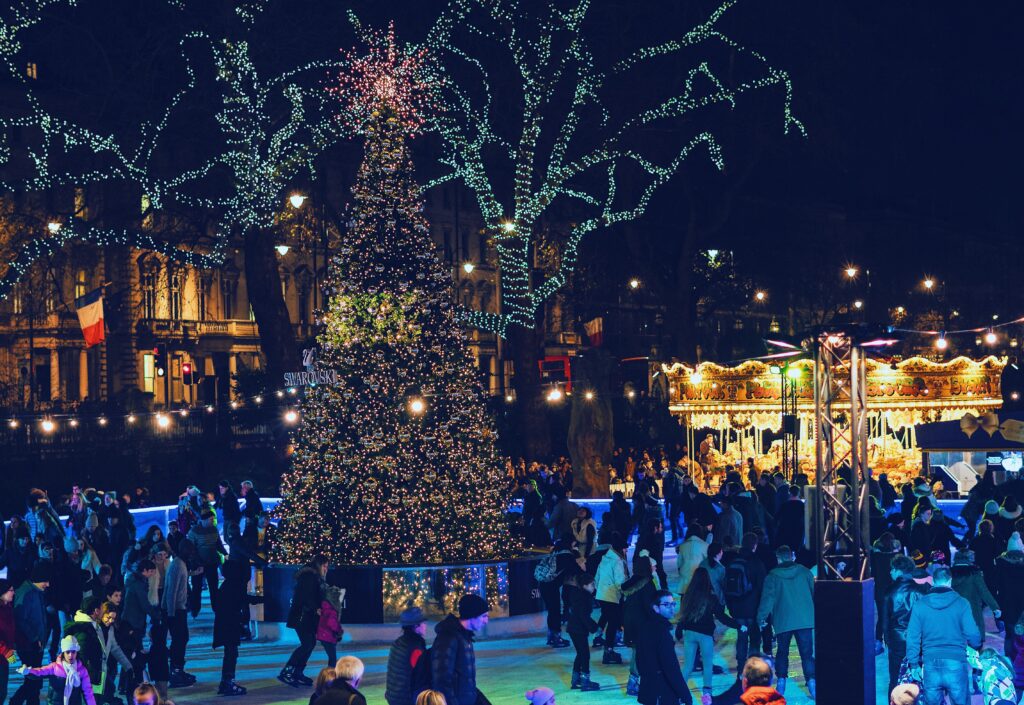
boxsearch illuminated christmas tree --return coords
[273,27,513,565]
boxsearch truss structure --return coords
[813,333,871,580]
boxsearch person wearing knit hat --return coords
[18,634,97,705]
[524,687,555,705]
[386,606,428,705]
[430,594,489,705]
[997,496,1023,546]
[996,530,1024,661]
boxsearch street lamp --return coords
[462,262,475,274]
[501,220,515,233]
[284,409,299,424]
[844,265,858,279]
[754,290,766,302]
[985,329,998,345]
[408,397,426,415]
[546,387,563,403]
[47,221,61,234]
[935,335,948,351]
[629,278,640,290]
[853,300,863,310]
[40,418,55,433]
[923,277,935,290]
[584,390,595,401]
[275,244,290,256]
[289,193,306,209]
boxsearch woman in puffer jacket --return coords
[593,533,628,665]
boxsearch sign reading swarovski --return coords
[283,348,340,387]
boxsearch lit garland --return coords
[345,0,803,337]
[272,31,516,566]
[0,1,348,298]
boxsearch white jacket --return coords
[594,550,627,603]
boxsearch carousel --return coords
[661,355,1006,488]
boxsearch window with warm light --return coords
[26,62,37,80]
[75,269,87,299]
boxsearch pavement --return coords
[8,547,1003,705]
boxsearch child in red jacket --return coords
[316,586,345,667]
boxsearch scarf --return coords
[61,660,82,705]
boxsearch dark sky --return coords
[14,1,1024,312]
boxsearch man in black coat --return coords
[385,606,428,705]
[278,555,327,688]
[636,589,691,705]
[432,594,489,705]
[317,656,368,705]
[724,532,768,671]
[881,554,927,694]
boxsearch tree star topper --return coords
[333,23,436,136]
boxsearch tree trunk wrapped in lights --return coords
[272,27,515,565]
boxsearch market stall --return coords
[662,355,1006,486]
[915,410,1024,494]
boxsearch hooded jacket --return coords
[63,610,103,683]
[756,561,814,634]
[739,686,787,704]
[431,614,476,705]
[635,612,690,705]
[22,658,96,705]
[594,549,627,603]
[904,586,982,665]
[385,628,427,705]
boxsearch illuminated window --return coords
[143,353,154,393]
[74,269,87,299]
[26,63,37,80]
[141,267,157,319]
[169,269,182,320]
[141,194,152,228]
[74,187,88,219]
[12,284,23,314]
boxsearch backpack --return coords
[533,551,563,583]
[724,558,752,599]
[410,645,433,696]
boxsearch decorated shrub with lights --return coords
[272,27,514,566]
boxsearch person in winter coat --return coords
[636,518,667,589]
[548,491,580,544]
[570,507,597,557]
[535,541,575,649]
[593,534,628,663]
[431,594,489,705]
[663,464,688,545]
[622,551,661,695]
[881,554,927,694]
[909,503,935,558]
[278,555,328,688]
[18,635,96,705]
[1013,615,1024,702]
[212,537,250,698]
[679,567,742,704]
[11,562,52,705]
[118,559,156,695]
[635,589,691,705]
[756,546,815,699]
[317,655,368,705]
[870,533,900,650]
[0,527,35,588]
[951,549,1001,638]
[0,579,16,705]
[996,531,1024,661]
[997,496,1023,547]
[970,519,1000,594]
[724,532,768,674]
[62,596,106,690]
[676,524,709,593]
[698,542,726,605]
[905,564,982,705]
[774,486,806,553]
[317,586,345,667]
[185,509,224,616]
[738,656,786,705]
[161,539,195,688]
[385,606,428,705]
[564,574,601,693]
[714,499,743,550]
[216,481,242,533]
[683,483,718,532]
[96,601,134,703]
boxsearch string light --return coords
[584,390,594,401]
[381,0,803,336]
[844,266,858,279]
[754,290,766,302]
[985,329,998,345]
[407,397,426,415]
[283,409,299,424]
[40,418,55,433]
[68,418,78,428]
[7,419,18,429]
[98,417,107,426]
[629,278,641,290]
[156,414,170,429]
[546,387,563,403]
[127,415,136,424]
[289,193,307,208]
[935,335,948,351]
[462,262,475,274]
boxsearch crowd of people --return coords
[0,480,268,704]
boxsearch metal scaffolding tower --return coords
[813,332,872,580]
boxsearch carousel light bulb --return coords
[689,372,703,385]
[786,366,802,379]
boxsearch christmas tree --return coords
[273,28,514,566]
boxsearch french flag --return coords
[75,287,105,348]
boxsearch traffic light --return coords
[182,361,193,386]
[153,344,167,377]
